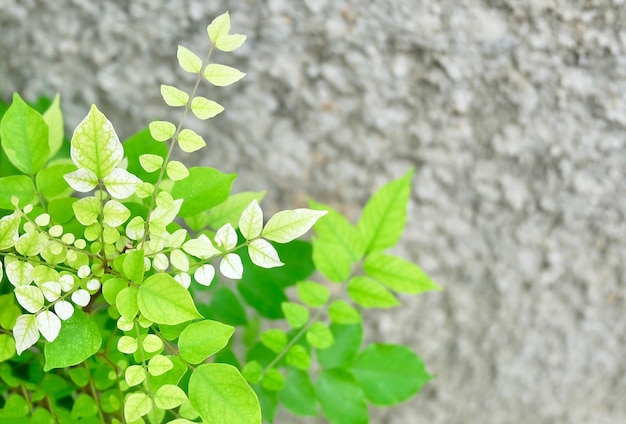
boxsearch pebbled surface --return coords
[2,0,626,423]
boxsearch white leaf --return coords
[40,281,61,302]
[262,209,328,243]
[220,253,243,279]
[54,300,74,320]
[174,272,191,289]
[6,260,34,287]
[248,239,284,268]
[59,274,75,292]
[239,200,263,240]
[13,314,39,355]
[168,229,188,248]
[215,223,237,251]
[15,285,45,313]
[71,289,90,307]
[152,253,169,271]
[63,168,98,193]
[182,235,220,259]
[194,264,215,286]
[126,216,145,240]
[36,310,61,342]
[170,249,189,272]
[103,168,141,199]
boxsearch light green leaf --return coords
[364,252,442,294]
[357,169,413,253]
[117,335,138,354]
[0,93,50,174]
[207,11,231,43]
[125,365,146,387]
[189,363,261,424]
[160,84,189,107]
[35,310,61,342]
[103,199,131,227]
[262,209,327,243]
[351,343,432,406]
[143,334,163,354]
[182,234,220,259]
[0,334,16,362]
[260,329,287,353]
[70,104,123,178]
[169,249,189,272]
[155,384,187,409]
[71,394,98,419]
[0,293,21,330]
[103,168,141,199]
[279,369,317,416]
[190,97,224,120]
[171,167,236,217]
[241,361,263,384]
[316,369,367,424]
[15,231,43,257]
[310,199,365,262]
[43,309,102,370]
[137,274,202,325]
[36,163,76,198]
[138,154,164,173]
[0,213,20,250]
[116,286,139,321]
[306,322,334,349]
[0,394,29,418]
[148,355,174,376]
[328,300,361,324]
[285,344,311,370]
[204,64,246,87]
[166,160,189,181]
[13,314,38,355]
[177,45,203,74]
[347,276,399,309]
[311,236,351,283]
[281,302,309,329]
[124,392,153,422]
[43,94,64,158]
[0,175,36,210]
[149,120,176,142]
[63,168,98,193]
[239,199,263,240]
[248,239,283,268]
[215,33,247,52]
[207,191,266,230]
[72,196,100,226]
[6,260,34,287]
[262,368,285,391]
[177,128,206,153]
[296,281,330,308]
[316,323,362,369]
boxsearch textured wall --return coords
[2,0,626,423]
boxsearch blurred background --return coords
[1,0,625,422]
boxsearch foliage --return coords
[0,12,441,424]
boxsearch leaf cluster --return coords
[0,12,440,424]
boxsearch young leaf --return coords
[328,300,361,324]
[260,329,287,353]
[207,191,266,230]
[149,120,176,142]
[357,169,413,253]
[103,200,131,227]
[248,239,283,268]
[311,236,352,283]
[148,355,174,376]
[117,335,138,354]
[70,104,123,178]
[6,260,34,287]
[220,253,243,279]
[14,286,44,313]
[177,45,203,74]
[171,167,236,217]
[102,168,141,199]
[347,276,400,309]
[239,199,263,240]
[281,302,309,329]
[204,64,246,87]
[125,365,147,387]
[194,264,216,286]
[215,223,238,250]
[0,93,50,174]
[190,96,224,120]
[13,314,39,355]
[63,168,99,193]
[351,343,432,406]
[124,392,153,422]
[137,274,203,325]
[183,234,220,259]
[316,369,368,424]
[262,209,328,243]
[72,196,100,226]
[43,94,64,158]
[35,310,61,342]
[177,128,206,152]
[207,11,231,44]
[189,363,262,424]
[0,213,20,250]
[166,160,189,181]
[364,252,441,293]
[178,320,235,364]
[54,300,75,321]
[0,176,36,210]
[154,384,187,409]
[306,322,334,349]
[139,154,164,173]
[160,84,189,107]
[215,33,247,52]
[279,369,317,417]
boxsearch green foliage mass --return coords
[0,11,440,423]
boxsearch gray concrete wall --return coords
[2,1,625,423]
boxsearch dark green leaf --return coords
[43,310,102,371]
[35,163,76,199]
[198,286,247,326]
[315,369,367,424]
[279,369,317,416]
[0,175,36,210]
[123,127,168,183]
[171,167,236,217]
[317,323,362,369]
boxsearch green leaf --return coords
[200,286,248,326]
[71,394,98,418]
[262,209,328,244]
[328,300,361,324]
[177,128,206,153]
[310,199,365,262]
[0,294,22,329]
[207,11,231,44]
[204,64,246,87]
[103,199,131,227]
[177,45,203,74]
[124,392,153,422]
[357,169,413,253]
[0,213,20,250]
[44,310,102,370]
[171,167,236,217]
[70,104,123,178]
[316,323,362,369]
[189,363,261,424]
[279,369,317,416]
[260,329,287,353]
[123,250,145,283]
[72,196,100,226]
[296,281,330,308]
[43,94,64,158]
[364,252,441,294]
[179,320,235,364]
[351,343,432,406]
[306,322,334,349]
[160,84,189,107]
[285,344,310,370]
[116,286,139,321]
[0,334,16,362]
[261,368,285,391]
[241,360,263,384]
[190,96,224,120]
[102,278,127,305]
[0,176,36,210]
[154,384,187,409]
[281,302,309,329]
[316,369,368,424]
[36,163,76,199]
[148,355,174,377]
[311,236,352,282]
[206,191,266,230]
[137,274,203,325]
[0,394,29,418]
[347,276,400,309]
[0,93,50,174]
[123,127,168,183]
